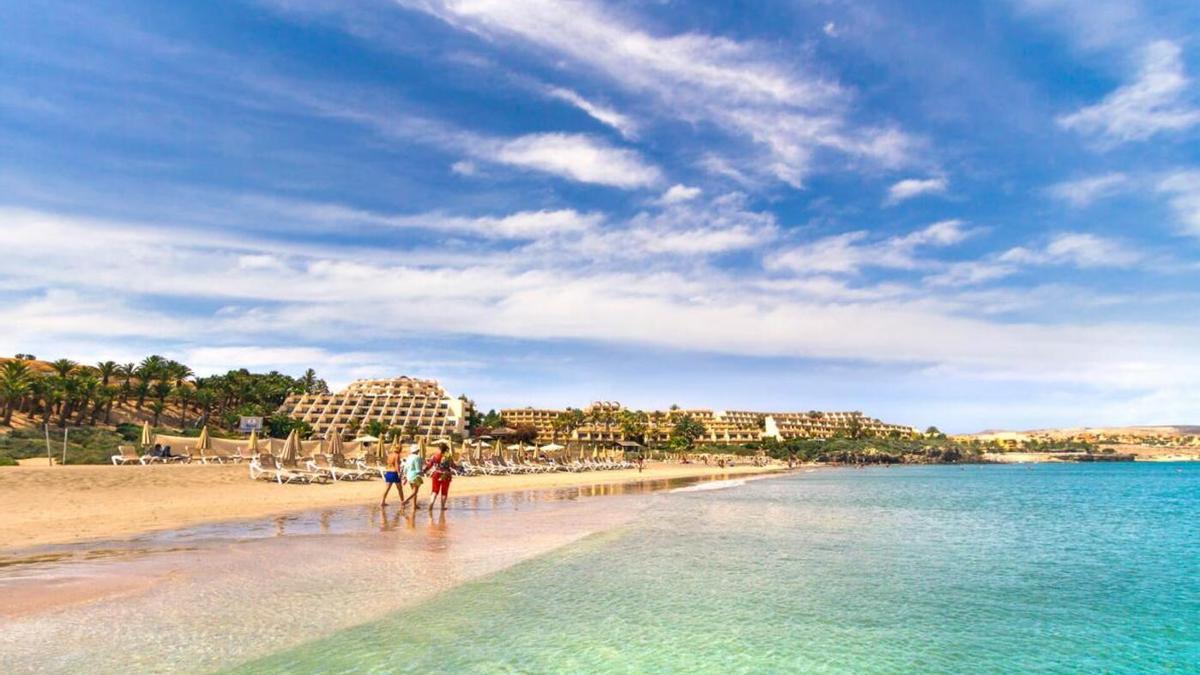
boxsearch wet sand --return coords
[0,462,783,551]
[0,473,766,672]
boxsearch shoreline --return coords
[0,461,788,552]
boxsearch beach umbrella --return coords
[140,421,152,448]
[247,430,259,455]
[194,425,211,461]
[353,435,380,443]
[280,429,301,464]
[327,430,346,464]
[540,443,565,453]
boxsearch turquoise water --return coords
[235,464,1200,673]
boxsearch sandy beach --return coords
[0,462,784,551]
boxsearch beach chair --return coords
[330,455,374,480]
[234,446,257,463]
[249,454,308,484]
[194,447,230,464]
[111,445,147,465]
[308,454,368,481]
[279,456,332,484]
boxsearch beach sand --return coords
[983,445,1200,464]
[0,461,783,551]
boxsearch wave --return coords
[669,479,746,493]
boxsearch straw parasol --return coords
[279,429,302,465]
[140,421,153,448]
[247,429,260,455]
[327,429,346,464]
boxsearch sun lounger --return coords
[308,454,370,481]
[111,445,148,465]
[249,454,307,484]
[194,447,230,464]
[279,456,332,484]
[234,446,257,463]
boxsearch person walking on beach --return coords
[380,442,405,507]
[399,445,425,510]
[424,442,460,512]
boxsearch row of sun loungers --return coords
[111,445,260,465]
[457,458,636,476]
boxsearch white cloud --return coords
[545,87,637,139]
[659,184,702,204]
[768,219,969,274]
[823,22,839,38]
[485,133,661,189]
[1157,170,1200,236]
[885,176,948,205]
[1000,233,1141,267]
[405,0,915,187]
[1058,40,1200,144]
[1009,0,1149,51]
[1048,172,1129,206]
[451,160,477,176]
[924,261,1017,287]
[5,207,1200,398]
[235,196,603,241]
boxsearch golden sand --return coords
[0,462,783,551]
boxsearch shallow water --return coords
[1,476,731,672]
[236,463,1200,673]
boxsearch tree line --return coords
[0,354,328,433]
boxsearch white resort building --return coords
[502,402,918,446]
[279,376,467,440]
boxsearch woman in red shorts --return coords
[424,442,460,512]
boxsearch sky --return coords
[2,0,1199,433]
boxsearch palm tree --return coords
[165,360,193,390]
[0,360,33,426]
[193,387,216,426]
[134,380,151,409]
[73,373,100,425]
[115,362,135,403]
[58,375,82,426]
[174,385,194,426]
[299,368,318,394]
[150,400,167,427]
[95,361,118,387]
[139,355,166,382]
[49,358,77,379]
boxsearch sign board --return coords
[238,416,264,433]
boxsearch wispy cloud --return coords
[1059,41,1200,144]
[768,219,970,275]
[658,184,702,204]
[885,177,948,205]
[484,132,661,189]
[1048,172,1129,206]
[402,0,915,187]
[545,87,637,139]
[1157,170,1200,236]
[1000,233,1142,268]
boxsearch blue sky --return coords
[2,0,1199,432]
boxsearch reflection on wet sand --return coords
[0,472,755,673]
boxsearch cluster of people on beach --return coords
[380,440,460,512]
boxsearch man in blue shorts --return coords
[380,442,404,507]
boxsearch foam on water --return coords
[669,478,746,493]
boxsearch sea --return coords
[3,463,1197,673]
[236,463,1200,673]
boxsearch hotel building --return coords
[279,376,467,440]
[501,402,918,446]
